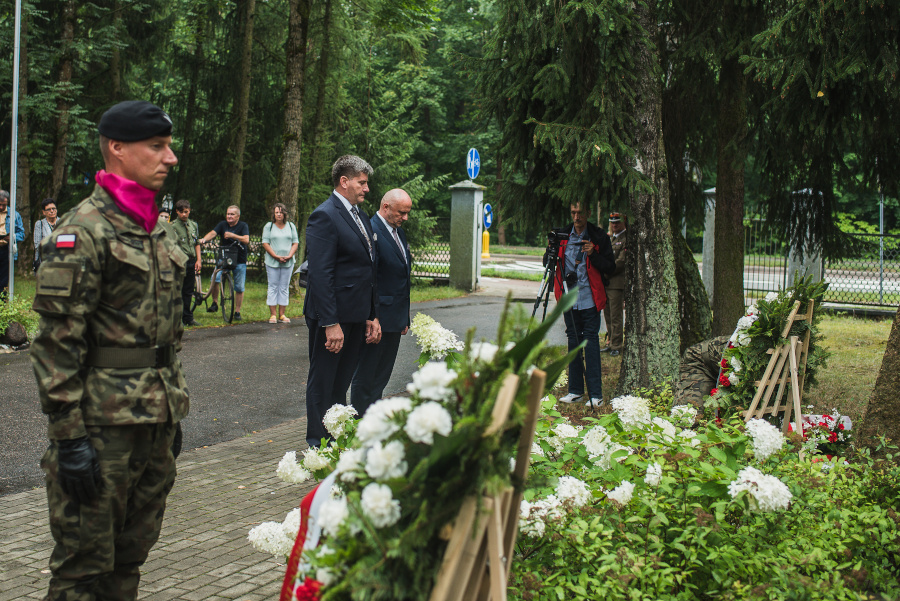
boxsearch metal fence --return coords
[411,218,451,281]
[824,233,900,307]
[743,222,900,308]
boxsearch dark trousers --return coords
[41,422,177,601]
[0,245,9,294]
[305,318,365,447]
[564,306,604,400]
[181,271,196,324]
[350,332,402,417]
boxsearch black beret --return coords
[98,100,173,141]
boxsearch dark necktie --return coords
[351,206,373,260]
[392,227,406,264]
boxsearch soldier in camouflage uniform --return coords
[674,336,731,407]
[31,100,189,601]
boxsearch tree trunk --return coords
[49,0,76,201]
[618,4,680,393]
[275,0,310,222]
[672,227,711,354]
[226,0,256,208]
[857,306,900,456]
[711,56,748,336]
[110,0,122,102]
[174,4,210,198]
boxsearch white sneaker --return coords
[585,397,604,409]
[558,393,583,404]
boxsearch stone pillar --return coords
[787,241,824,286]
[449,180,485,291]
[701,187,716,306]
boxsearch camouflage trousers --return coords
[674,336,731,407]
[41,421,177,601]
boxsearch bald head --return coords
[379,189,412,229]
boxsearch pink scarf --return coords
[95,170,159,233]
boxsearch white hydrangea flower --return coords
[365,440,408,480]
[531,494,564,522]
[282,507,302,539]
[323,404,358,438]
[531,442,545,457]
[649,417,677,444]
[409,313,463,359]
[404,401,453,445]
[335,447,367,482]
[678,429,701,448]
[357,397,413,443]
[276,451,312,484]
[611,395,652,427]
[470,342,499,363]
[248,521,294,558]
[729,356,743,374]
[518,499,546,538]
[555,371,568,390]
[644,462,662,487]
[553,422,580,439]
[606,481,635,505]
[731,331,751,347]
[670,405,697,428]
[360,483,402,528]
[745,419,785,461]
[728,372,740,386]
[407,362,458,403]
[302,446,331,472]
[765,292,779,302]
[728,466,792,512]
[557,476,592,507]
[583,425,612,458]
[746,303,760,316]
[318,495,349,537]
[736,315,757,330]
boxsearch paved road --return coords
[0,279,563,497]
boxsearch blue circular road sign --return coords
[467,148,481,179]
[483,203,493,229]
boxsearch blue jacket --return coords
[4,209,25,260]
[370,214,412,332]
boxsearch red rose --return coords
[710,387,719,396]
[838,423,845,430]
[718,373,731,387]
[829,432,838,443]
[294,578,323,601]
[721,358,728,368]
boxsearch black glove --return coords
[57,437,102,505]
[172,422,183,459]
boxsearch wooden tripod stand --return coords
[743,300,816,434]
[428,368,546,601]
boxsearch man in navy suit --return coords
[304,155,381,447]
[350,189,413,415]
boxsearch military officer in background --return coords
[170,198,203,326]
[602,212,627,356]
[31,100,189,601]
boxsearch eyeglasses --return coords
[45,207,58,212]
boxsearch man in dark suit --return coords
[350,189,413,416]
[304,155,381,447]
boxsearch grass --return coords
[481,268,545,282]
[490,245,546,257]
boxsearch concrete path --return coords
[0,277,567,600]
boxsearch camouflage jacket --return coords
[31,185,191,440]
[169,216,199,258]
[607,229,627,289]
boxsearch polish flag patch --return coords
[56,234,76,249]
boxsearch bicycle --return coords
[191,245,238,324]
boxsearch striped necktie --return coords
[351,206,373,260]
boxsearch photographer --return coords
[543,202,616,407]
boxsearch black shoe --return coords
[207,302,218,313]
[610,350,620,357]
[600,346,612,353]
[233,312,242,321]
[184,319,201,327]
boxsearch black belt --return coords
[86,345,176,369]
